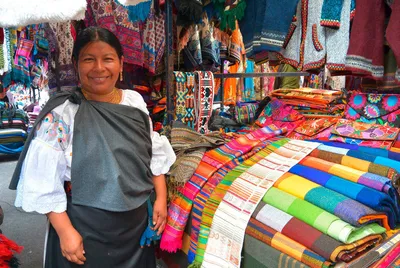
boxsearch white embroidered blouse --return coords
[15,90,176,214]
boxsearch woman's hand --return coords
[152,198,167,236]
[59,226,86,265]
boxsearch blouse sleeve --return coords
[14,100,78,214]
[122,90,176,176]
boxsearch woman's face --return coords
[76,41,123,95]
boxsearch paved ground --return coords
[0,154,46,268]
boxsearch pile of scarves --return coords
[160,126,400,268]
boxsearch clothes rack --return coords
[163,0,310,125]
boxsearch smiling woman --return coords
[9,27,176,268]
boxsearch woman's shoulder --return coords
[121,89,149,115]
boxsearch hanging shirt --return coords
[15,89,176,214]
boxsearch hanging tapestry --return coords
[194,71,214,134]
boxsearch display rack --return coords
[163,0,310,124]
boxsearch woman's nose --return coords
[93,59,106,71]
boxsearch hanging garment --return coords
[143,9,165,75]
[85,0,144,67]
[0,0,86,27]
[239,0,299,59]
[346,0,400,82]
[183,25,203,70]
[277,0,352,72]
[114,0,152,22]
[242,60,255,102]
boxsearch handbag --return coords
[345,92,400,127]
[234,103,258,124]
[329,119,400,149]
[287,118,338,140]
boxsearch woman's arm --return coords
[47,212,86,265]
[152,174,167,235]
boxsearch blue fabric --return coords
[140,199,161,247]
[289,164,399,228]
[0,142,24,154]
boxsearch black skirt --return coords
[44,198,156,268]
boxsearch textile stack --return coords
[160,123,400,268]
[0,101,28,154]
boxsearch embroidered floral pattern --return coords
[368,94,382,103]
[364,104,381,118]
[344,106,361,120]
[383,95,400,112]
[349,94,367,109]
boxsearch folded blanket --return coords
[263,187,386,243]
[274,172,390,229]
[202,140,320,268]
[289,164,400,229]
[246,218,332,268]
[300,156,399,207]
[314,140,400,162]
[161,125,284,252]
[317,144,400,192]
[253,203,383,263]
[243,234,311,268]
[310,148,400,182]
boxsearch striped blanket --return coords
[191,139,291,267]
[243,234,310,268]
[201,140,320,268]
[300,156,399,206]
[253,203,383,263]
[161,125,285,252]
[263,187,386,244]
[314,140,400,162]
[274,172,390,229]
[310,148,400,182]
[246,218,332,268]
[289,164,400,229]
[317,144,400,193]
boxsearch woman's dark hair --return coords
[72,26,124,61]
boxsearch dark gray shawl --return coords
[10,90,153,212]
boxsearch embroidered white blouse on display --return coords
[15,90,176,214]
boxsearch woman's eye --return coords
[105,58,114,61]
[83,58,94,62]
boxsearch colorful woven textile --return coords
[289,164,400,229]
[346,232,400,268]
[300,156,399,206]
[202,140,320,268]
[271,88,343,105]
[246,218,332,268]
[287,118,338,141]
[309,149,400,182]
[274,172,390,229]
[330,119,400,149]
[263,187,387,243]
[242,234,310,268]
[187,138,275,263]
[255,99,305,135]
[160,125,285,252]
[372,242,400,268]
[185,73,196,129]
[194,71,214,134]
[174,72,188,123]
[191,139,290,267]
[253,202,383,263]
[315,140,400,162]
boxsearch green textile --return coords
[263,187,386,244]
